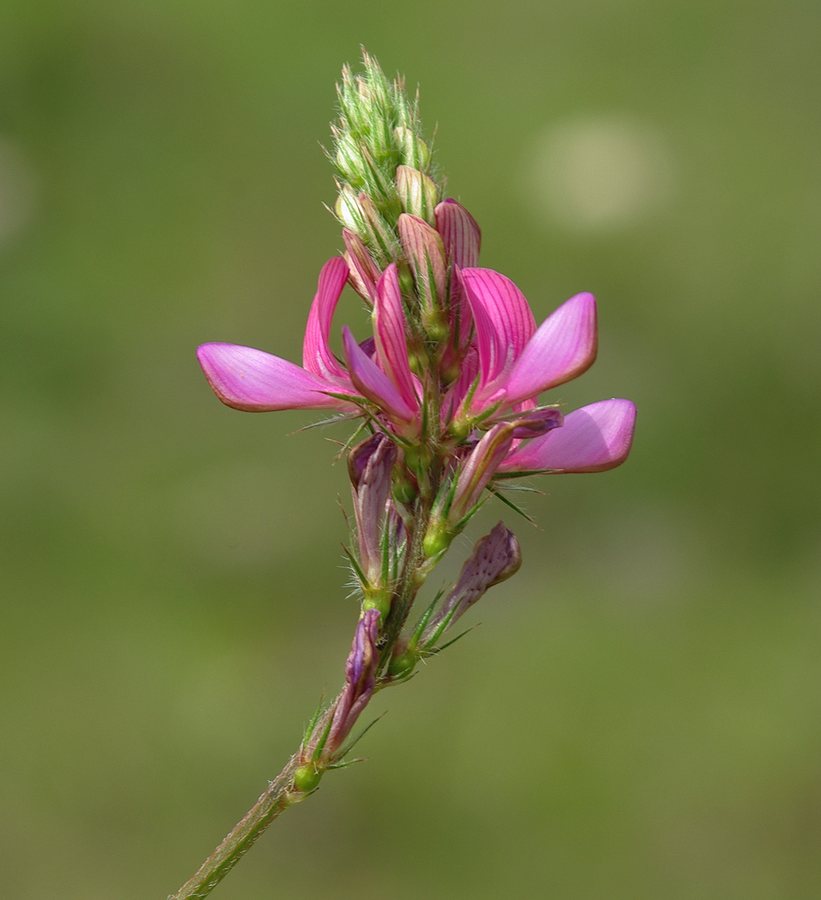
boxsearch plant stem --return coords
[167,494,436,900]
[167,759,298,900]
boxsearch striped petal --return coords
[500,399,636,473]
[503,292,597,405]
[197,343,354,412]
[435,199,481,269]
[459,268,537,394]
[302,256,350,381]
[373,264,420,411]
[342,327,416,423]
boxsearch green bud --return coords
[396,165,439,223]
[293,763,323,793]
[394,126,430,170]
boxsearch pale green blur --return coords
[1,2,820,898]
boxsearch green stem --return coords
[167,759,298,900]
[167,494,437,899]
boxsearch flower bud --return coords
[394,126,431,170]
[398,213,448,335]
[396,165,439,224]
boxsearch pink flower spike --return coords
[500,399,637,474]
[503,292,598,406]
[459,268,536,393]
[302,256,351,382]
[435,199,481,269]
[374,264,420,411]
[196,343,356,412]
[342,327,417,423]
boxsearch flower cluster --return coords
[195,54,635,786]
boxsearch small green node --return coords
[388,650,417,678]
[293,764,323,793]
[423,523,451,558]
[363,588,391,619]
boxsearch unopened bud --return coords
[398,213,447,328]
[394,126,431,170]
[396,165,439,223]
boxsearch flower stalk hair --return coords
[170,51,636,900]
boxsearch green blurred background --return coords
[2,1,820,897]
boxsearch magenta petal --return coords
[435,199,481,269]
[197,343,354,412]
[374,264,420,410]
[503,292,598,405]
[302,256,350,381]
[500,399,636,473]
[459,268,537,390]
[342,327,416,422]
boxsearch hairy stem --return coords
[167,494,436,900]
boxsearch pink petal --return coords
[500,399,636,473]
[302,257,350,381]
[343,228,380,303]
[374,265,420,411]
[435,199,481,269]
[197,343,355,412]
[459,268,537,393]
[503,292,597,405]
[342,327,417,423]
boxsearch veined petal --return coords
[500,399,636,473]
[302,256,350,381]
[197,343,355,412]
[374,264,420,411]
[435,199,481,269]
[343,228,380,304]
[460,268,537,392]
[342,327,417,423]
[503,292,597,405]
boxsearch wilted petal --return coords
[421,522,521,647]
[342,327,417,422]
[328,608,380,752]
[500,399,636,473]
[435,199,481,269]
[459,268,537,393]
[197,343,355,411]
[503,292,597,405]
[302,256,350,381]
[349,433,398,582]
[373,264,420,411]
